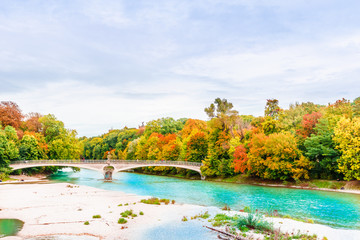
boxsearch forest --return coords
[1,97,360,181]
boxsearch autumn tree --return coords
[247,132,312,181]
[264,99,281,119]
[0,101,23,129]
[24,112,43,132]
[333,117,360,180]
[232,144,249,173]
[297,112,322,138]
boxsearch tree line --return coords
[1,97,360,181]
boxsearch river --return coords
[49,169,360,230]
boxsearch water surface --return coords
[0,219,24,238]
[50,169,360,230]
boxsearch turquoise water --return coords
[50,169,360,230]
[0,219,24,237]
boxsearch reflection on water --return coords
[50,169,360,229]
[0,219,24,237]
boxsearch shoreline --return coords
[120,170,360,195]
[1,182,360,240]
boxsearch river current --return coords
[49,169,360,230]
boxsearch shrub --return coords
[222,204,231,211]
[191,211,210,220]
[235,213,273,232]
[118,218,127,224]
[141,197,161,205]
[121,210,133,218]
[84,221,89,225]
[160,198,170,205]
[171,200,175,204]
[118,204,123,206]
[139,211,144,215]
[182,216,188,221]
[243,206,251,213]
[92,215,101,219]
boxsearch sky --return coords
[1,0,360,137]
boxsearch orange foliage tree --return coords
[0,101,23,129]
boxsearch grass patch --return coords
[140,197,175,205]
[191,211,211,220]
[141,197,161,205]
[92,215,101,219]
[118,218,127,224]
[235,212,273,233]
[120,209,137,218]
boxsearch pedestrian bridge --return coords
[10,160,204,180]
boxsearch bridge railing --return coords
[11,160,202,167]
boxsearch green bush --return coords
[235,213,273,232]
[118,218,127,224]
[120,210,133,218]
[92,215,101,219]
[139,211,144,215]
[84,221,90,225]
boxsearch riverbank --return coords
[209,175,360,195]
[130,169,360,195]
[0,174,49,184]
[1,183,360,240]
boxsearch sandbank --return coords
[0,183,359,240]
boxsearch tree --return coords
[232,144,248,173]
[19,134,40,160]
[0,101,23,129]
[39,114,65,142]
[24,112,43,132]
[247,132,312,181]
[333,117,360,180]
[297,112,322,138]
[185,132,208,162]
[303,118,341,179]
[204,98,238,119]
[352,97,360,117]
[264,99,281,119]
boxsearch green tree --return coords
[19,134,40,160]
[303,118,341,179]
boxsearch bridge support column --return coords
[103,165,114,181]
[201,174,206,180]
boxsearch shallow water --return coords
[0,219,24,237]
[50,169,360,230]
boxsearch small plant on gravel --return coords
[141,197,161,205]
[118,218,127,224]
[160,198,170,205]
[84,221,89,225]
[92,215,101,219]
[191,211,211,220]
[120,210,133,218]
[222,204,231,211]
[139,211,144,215]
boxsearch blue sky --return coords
[1,0,360,137]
